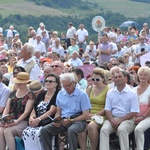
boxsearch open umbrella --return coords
[3,29,19,37]
[119,21,139,28]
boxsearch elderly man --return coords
[51,61,64,76]
[51,39,65,60]
[28,30,37,48]
[100,70,139,150]
[17,43,40,80]
[35,35,46,56]
[40,73,91,150]
[0,72,11,114]
[68,51,83,67]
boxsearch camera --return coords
[141,48,145,52]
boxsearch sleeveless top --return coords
[89,86,109,114]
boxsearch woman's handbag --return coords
[38,117,52,126]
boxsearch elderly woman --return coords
[22,73,61,150]
[78,68,109,150]
[133,66,150,150]
[0,72,35,150]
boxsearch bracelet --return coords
[38,117,42,121]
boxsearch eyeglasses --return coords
[63,82,72,88]
[51,65,61,68]
[13,72,19,75]
[124,56,128,58]
[45,80,56,83]
[92,78,101,82]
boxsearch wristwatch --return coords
[68,118,74,122]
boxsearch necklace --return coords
[45,95,52,98]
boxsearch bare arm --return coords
[99,48,111,55]
[0,107,5,114]
[135,51,148,58]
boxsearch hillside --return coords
[0,0,150,18]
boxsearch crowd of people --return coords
[0,21,150,150]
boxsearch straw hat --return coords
[12,72,31,84]
[28,80,43,93]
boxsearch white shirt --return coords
[37,28,49,39]
[68,58,83,67]
[66,26,76,38]
[52,46,65,57]
[35,41,46,53]
[76,28,89,44]
[19,58,40,80]
[6,29,13,38]
[134,43,148,63]
[0,27,3,33]
[28,38,37,48]
[0,82,11,107]
[105,84,139,117]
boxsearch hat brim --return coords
[12,78,31,84]
[28,86,43,93]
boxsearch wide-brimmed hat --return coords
[28,80,43,93]
[12,72,31,84]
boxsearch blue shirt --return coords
[0,82,11,107]
[105,84,139,117]
[56,87,91,118]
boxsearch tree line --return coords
[0,11,150,44]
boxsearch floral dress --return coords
[9,90,35,121]
[22,90,58,150]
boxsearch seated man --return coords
[100,70,139,150]
[0,72,11,115]
[40,73,91,150]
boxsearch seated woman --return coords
[0,72,35,150]
[133,66,150,150]
[22,73,61,150]
[8,66,26,90]
[78,68,109,150]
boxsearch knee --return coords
[87,122,98,132]
[100,125,108,135]
[40,127,47,136]
[134,126,143,134]
[0,128,4,136]
[117,126,126,134]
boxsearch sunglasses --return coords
[51,65,61,68]
[45,80,56,83]
[92,78,101,82]
[13,72,19,75]
[124,56,128,58]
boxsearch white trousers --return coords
[134,117,150,150]
[100,119,135,150]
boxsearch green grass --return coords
[0,0,150,18]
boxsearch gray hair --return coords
[23,43,34,56]
[60,73,76,82]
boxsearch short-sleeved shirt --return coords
[0,82,11,107]
[105,84,139,117]
[56,87,92,118]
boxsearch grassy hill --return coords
[0,0,150,18]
